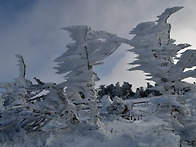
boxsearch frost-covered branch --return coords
[16,54,26,78]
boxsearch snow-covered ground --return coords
[0,114,183,147]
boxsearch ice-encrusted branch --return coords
[16,54,26,78]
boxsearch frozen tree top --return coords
[156,6,183,23]
[16,54,26,78]
[55,25,126,74]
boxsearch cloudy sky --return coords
[0,0,196,90]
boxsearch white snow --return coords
[0,114,182,147]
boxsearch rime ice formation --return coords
[128,6,196,95]
[54,25,125,124]
[128,7,196,146]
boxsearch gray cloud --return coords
[0,0,196,89]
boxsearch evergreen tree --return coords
[54,25,125,124]
[127,7,196,145]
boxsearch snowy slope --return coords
[0,114,181,147]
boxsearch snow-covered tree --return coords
[127,6,196,145]
[54,25,125,124]
[128,6,196,95]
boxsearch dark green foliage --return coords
[97,82,161,99]
[98,82,134,100]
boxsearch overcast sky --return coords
[0,0,196,90]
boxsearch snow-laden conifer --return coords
[128,6,196,95]
[54,25,125,124]
[127,7,196,145]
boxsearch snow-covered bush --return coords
[100,95,131,120]
[0,55,79,141]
